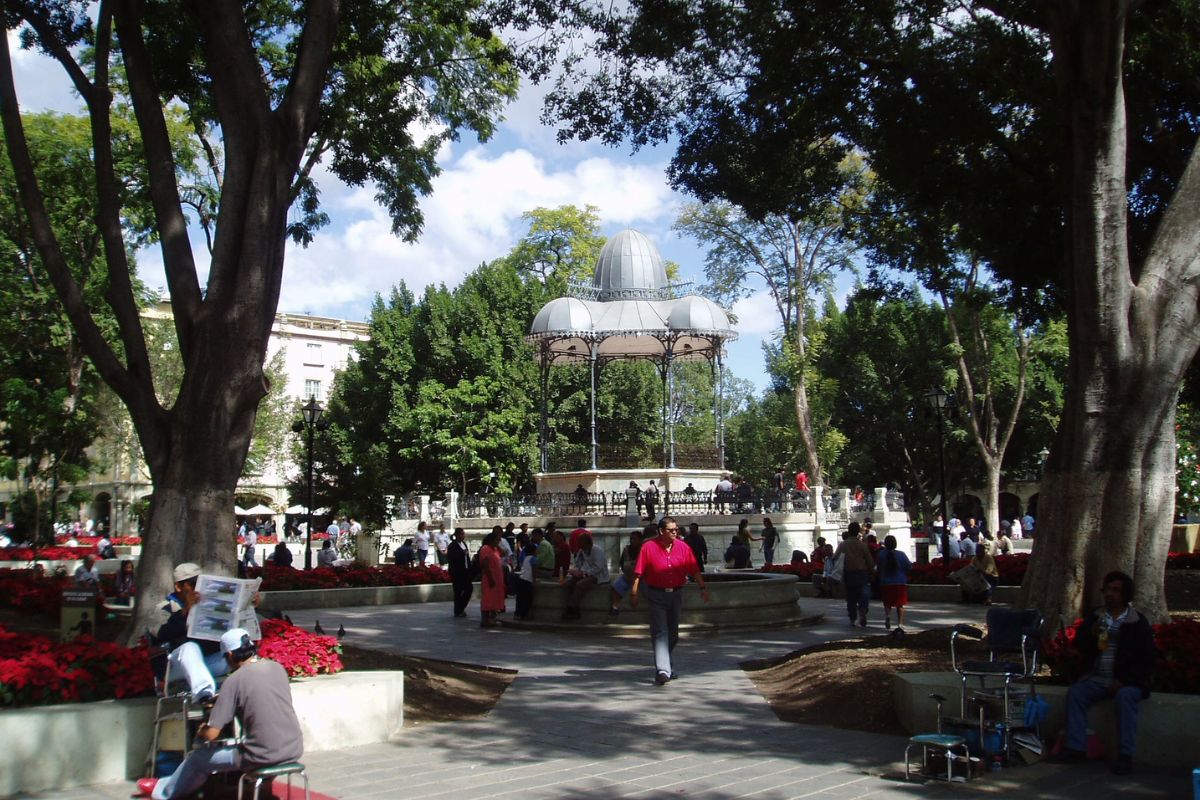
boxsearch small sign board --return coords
[61,588,97,642]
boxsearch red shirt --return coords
[635,537,700,589]
[569,527,589,554]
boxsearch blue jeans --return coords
[1066,678,1141,756]
[153,743,243,799]
[646,586,683,676]
[167,642,228,697]
[843,570,870,621]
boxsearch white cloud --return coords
[8,32,83,113]
[278,145,677,319]
[731,291,782,337]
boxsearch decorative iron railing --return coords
[454,487,904,519]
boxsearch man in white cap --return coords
[139,627,304,799]
[151,563,227,702]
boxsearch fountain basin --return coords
[524,571,805,629]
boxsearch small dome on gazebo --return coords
[667,295,731,333]
[592,229,669,299]
[530,296,594,335]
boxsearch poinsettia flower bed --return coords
[257,618,343,677]
[251,563,450,591]
[0,619,341,708]
[0,546,98,562]
[0,626,154,707]
[1168,551,1200,569]
[758,563,824,579]
[1043,616,1200,694]
[0,570,71,613]
[58,536,142,546]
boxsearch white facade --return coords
[266,311,370,404]
[0,304,370,535]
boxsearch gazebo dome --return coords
[667,295,732,333]
[526,228,737,472]
[592,229,669,299]
[530,296,594,336]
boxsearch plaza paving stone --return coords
[19,594,1190,799]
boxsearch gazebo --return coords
[526,229,737,493]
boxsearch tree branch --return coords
[114,0,203,358]
[278,0,342,161]
[85,3,158,398]
[0,25,131,403]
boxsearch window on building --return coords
[304,342,324,366]
[304,380,322,401]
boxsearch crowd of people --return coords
[808,521,915,632]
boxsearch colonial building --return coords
[0,302,369,536]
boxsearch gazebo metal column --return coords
[589,342,599,470]
[715,345,726,470]
[538,342,551,473]
[666,342,677,469]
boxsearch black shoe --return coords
[1112,755,1133,775]
[609,607,620,617]
[654,671,670,686]
[1048,749,1087,765]
[669,671,678,680]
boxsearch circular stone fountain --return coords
[521,571,807,631]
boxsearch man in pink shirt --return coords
[631,517,710,685]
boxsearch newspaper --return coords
[949,562,990,595]
[186,574,262,642]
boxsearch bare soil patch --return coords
[744,571,1200,736]
[744,628,986,736]
[338,644,515,723]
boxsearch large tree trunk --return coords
[793,380,823,484]
[982,459,1002,539]
[1021,3,1200,626]
[1025,377,1179,627]
[127,340,264,639]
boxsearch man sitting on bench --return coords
[138,627,304,799]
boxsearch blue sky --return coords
[8,34,784,394]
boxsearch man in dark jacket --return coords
[447,528,473,618]
[1052,570,1157,775]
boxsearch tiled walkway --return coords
[42,596,1189,800]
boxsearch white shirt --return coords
[414,529,431,551]
[433,531,451,553]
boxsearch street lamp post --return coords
[292,398,328,570]
[925,386,953,562]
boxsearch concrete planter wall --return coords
[0,670,404,796]
[893,672,1199,768]
[260,582,455,610]
[791,579,1020,605]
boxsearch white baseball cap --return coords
[219,627,254,655]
